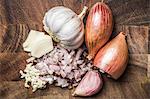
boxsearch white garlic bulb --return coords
[43,6,88,49]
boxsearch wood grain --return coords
[0,81,70,99]
[129,54,147,69]
[0,24,43,52]
[148,26,150,54]
[148,55,150,78]
[0,0,149,25]
[0,0,149,99]
[0,0,63,25]
[0,0,8,26]
[114,25,149,54]
[0,81,28,99]
[109,0,149,25]
[0,53,28,81]
[0,81,149,99]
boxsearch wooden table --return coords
[0,0,150,99]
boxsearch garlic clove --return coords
[72,70,103,96]
[60,23,84,46]
[46,7,76,33]
[60,37,84,50]
[23,30,45,52]
[31,35,53,58]
[57,16,81,41]
[94,32,128,79]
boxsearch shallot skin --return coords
[85,2,113,60]
[94,32,128,79]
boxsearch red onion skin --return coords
[85,2,113,60]
[94,32,128,79]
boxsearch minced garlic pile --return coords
[20,63,47,92]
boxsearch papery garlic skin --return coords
[23,30,54,58]
[23,30,45,52]
[43,6,88,49]
[72,70,103,96]
[31,35,54,58]
[94,32,128,79]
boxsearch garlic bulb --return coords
[43,6,88,49]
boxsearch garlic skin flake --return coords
[43,6,88,49]
[23,30,54,58]
[23,30,45,52]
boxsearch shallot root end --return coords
[101,0,104,3]
[87,55,93,60]
[120,32,127,37]
[72,93,77,96]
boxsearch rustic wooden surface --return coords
[0,0,150,99]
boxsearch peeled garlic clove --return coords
[23,30,45,52]
[94,32,128,79]
[31,35,53,58]
[85,2,113,60]
[72,70,103,96]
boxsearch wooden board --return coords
[0,0,150,99]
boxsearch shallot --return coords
[94,32,128,79]
[85,2,113,60]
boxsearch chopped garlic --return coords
[26,57,35,63]
[20,64,47,92]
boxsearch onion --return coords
[85,2,113,60]
[94,32,128,79]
